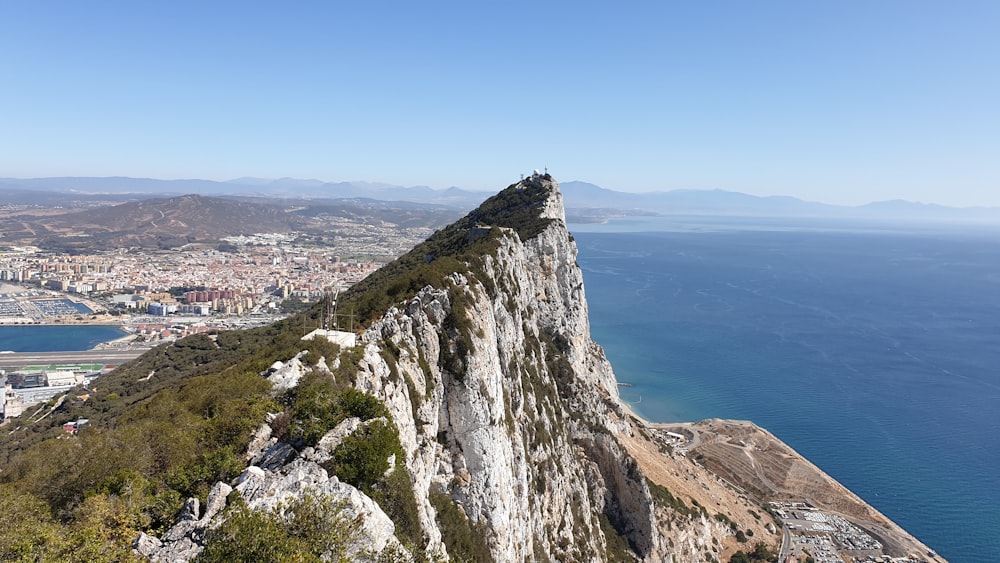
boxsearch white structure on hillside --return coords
[3,384,24,419]
[301,328,357,348]
[44,370,81,387]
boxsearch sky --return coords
[1,1,998,207]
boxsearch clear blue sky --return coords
[2,1,998,206]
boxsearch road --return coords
[779,524,791,562]
[0,349,146,369]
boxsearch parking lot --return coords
[772,502,885,562]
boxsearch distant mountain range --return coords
[558,181,1000,223]
[2,176,998,224]
[0,177,489,209]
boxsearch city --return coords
[0,223,438,418]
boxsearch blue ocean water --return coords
[0,325,126,352]
[574,219,1000,563]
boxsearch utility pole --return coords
[332,288,340,330]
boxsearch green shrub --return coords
[280,370,389,447]
[300,337,341,368]
[714,512,737,531]
[646,479,697,519]
[728,542,778,563]
[0,482,154,563]
[198,493,351,563]
[281,371,345,446]
[340,387,389,421]
[328,420,402,492]
[0,485,69,562]
[369,466,424,549]
[429,490,493,563]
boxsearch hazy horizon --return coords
[4,174,999,211]
[2,3,998,207]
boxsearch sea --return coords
[0,325,127,353]
[0,219,995,560]
[572,216,1000,563]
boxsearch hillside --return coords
[0,193,462,252]
[0,175,939,562]
[0,194,296,251]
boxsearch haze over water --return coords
[574,217,1000,562]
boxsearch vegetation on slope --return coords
[197,493,354,563]
[0,312,322,464]
[0,176,564,560]
[728,543,779,563]
[0,314,415,560]
[429,489,494,563]
[336,175,556,326]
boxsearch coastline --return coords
[574,226,999,561]
[91,330,138,350]
[616,398,945,561]
[0,281,122,329]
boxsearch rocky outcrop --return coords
[138,175,746,562]
[137,416,405,562]
[347,175,715,561]
[264,351,311,392]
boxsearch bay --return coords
[0,325,127,352]
[573,218,1000,563]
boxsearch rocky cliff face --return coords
[353,176,637,560]
[139,175,753,562]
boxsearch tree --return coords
[280,296,310,314]
[329,419,402,492]
[728,541,778,563]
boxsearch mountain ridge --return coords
[4,176,998,224]
[0,176,491,209]
[0,193,462,252]
[0,175,945,562]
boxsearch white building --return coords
[45,370,80,387]
[301,328,357,348]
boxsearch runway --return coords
[0,349,146,369]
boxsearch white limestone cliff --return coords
[138,175,727,562]
[349,175,701,561]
